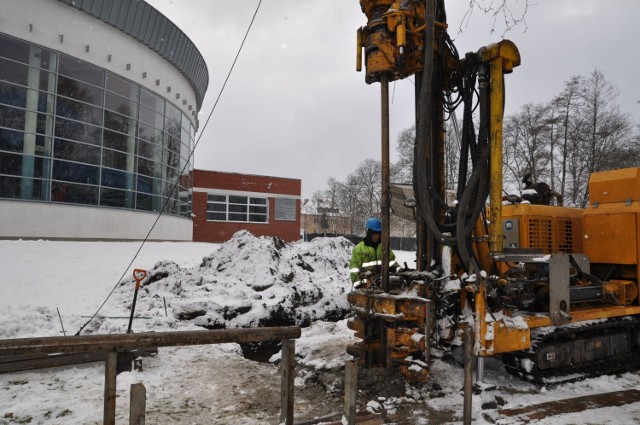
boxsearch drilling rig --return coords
[348,0,640,396]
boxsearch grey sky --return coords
[145,1,640,200]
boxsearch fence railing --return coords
[0,327,301,425]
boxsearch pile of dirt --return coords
[113,231,355,331]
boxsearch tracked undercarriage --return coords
[502,317,640,384]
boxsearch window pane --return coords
[228,204,247,213]
[138,121,163,144]
[52,160,98,185]
[56,96,103,125]
[229,195,247,204]
[101,168,132,189]
[250,197,267,205]
[54,117,101,145]
[165,102,181,126]
[249,205,267,214]
[0,151,23,175]
[105,91,138,118]
[58,56,104,87]
[206,203,225,212]
[0,104,25,129]
[111,132,138,155]
[105,73,139,100]
[136,192,161,211]
[165,149,180,169]
[100,187,131,208]
[57,75,104,106]
[139,105,164,129]
[208,194,225,202]
[249,214,267,223]
[138,139,162,161]
[136,175,162,195]
[0,82,54,113]
[0,58,28,86]
[166,135,180,155]
[229,213,246,222]
[103,110,135,135]
[140,88,163,112]
[207,212,226,221]
[137,157,162,177]
[0,80,27,108]
[0,175,49,200]
[102,148,131,171]
[0,127,24,152]
[0,35,31,64]
[51,181,98,205]
[53,139,100,165]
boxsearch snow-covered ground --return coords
[1,235,640,424]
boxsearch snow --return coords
[1,235,640,424]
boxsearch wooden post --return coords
[104,351,117,425]
[343,360,357,425]
[129,383,146,425]
[280,339,295,425]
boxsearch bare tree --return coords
[394,125,415,184]
[503,103,552,191]
[576,69,633,206]
[459,0,529,36]
[552,75,583,198]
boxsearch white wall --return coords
[1,200,192,241]
[0,0,198,126]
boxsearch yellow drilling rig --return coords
[347,0,640,397]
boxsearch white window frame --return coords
[206,193,268,223]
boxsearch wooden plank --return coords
[498,389,640,421]
[343,360,358,425]
[104,352,117,425]
[0,326,301,357]
[129,382,146,425]
[280,339,295,425]
[0,352,106,373]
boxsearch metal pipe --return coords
[463,323,474,425]
[0,326,302,357]
[381,75,391,292]
[476,357,485,384]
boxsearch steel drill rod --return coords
[463,323,474,425]
[381,76,390,293]
[0,326,301,357]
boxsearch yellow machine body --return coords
[501,204,584,254]
[474,168,640,356]
[584,167,640,295]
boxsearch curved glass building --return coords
[0,0,208,240]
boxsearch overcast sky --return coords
[145,0,640,200]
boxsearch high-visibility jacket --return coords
[349,240,398,283]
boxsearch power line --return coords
[75,0,263,335]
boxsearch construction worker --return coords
[349,217,400,287]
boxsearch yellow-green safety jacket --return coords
[349,240,398,283]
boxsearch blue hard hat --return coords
[366,217,382,232]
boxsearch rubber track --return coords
[502,317,640,385]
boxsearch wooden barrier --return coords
[0,327,301,424]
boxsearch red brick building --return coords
[192,170,301,242]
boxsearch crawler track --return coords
[502,317,640,384]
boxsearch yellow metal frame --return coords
[477,40,520,254]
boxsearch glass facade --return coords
[0,34,194,217]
